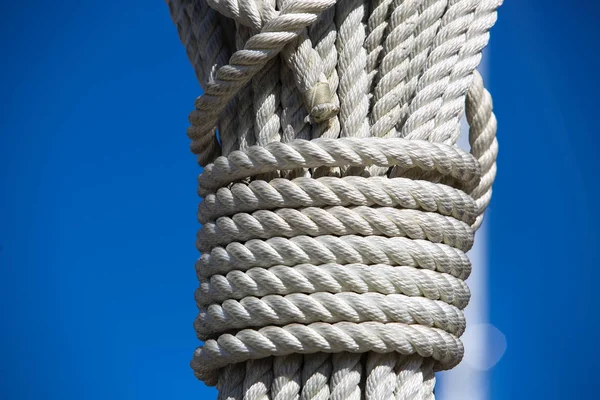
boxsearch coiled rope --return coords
[167,0,501,398]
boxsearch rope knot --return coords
[305,81,340,123]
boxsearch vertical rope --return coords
[233,25,255,153]
[395,0,448,134]
[280,60,311,143]
[401,0,477,142]
[365,0,394,92]
[273,354,303,400]
[335,0,370,139]
[467,69,497,231]
[309,8,341,140]
[429,0,501,144]
[252,0,282,148]
[365,352,396,400]
[394,356,436,399]
[300,353,332,400]
[330,353,363,400]
[308,8,340,177]
[370,0,425,139]
[217,363,246,400]
[243,358,274,400]
[252,56,282,146]
[278,0,312,143]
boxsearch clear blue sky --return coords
[1,1,599,399]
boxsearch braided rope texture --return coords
[167,0,502,398]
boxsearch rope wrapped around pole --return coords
[166,0,501,397]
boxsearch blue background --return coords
[0,1,598,399]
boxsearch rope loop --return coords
[197,137,481,196]
[190,136,484,384]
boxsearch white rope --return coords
[196,138,480,196]
[196,206,474,251]
[218,363,246,400]
[273,354,303,400]
[395,355,436,399]
[195,236,472,280]
[300,353,332,400]
[252,0,282,148]
[195,292,466,340]
[467,69,497,231]
[197,176,477,224]
[309,7,340,140]
[166,0,501,397]
[330,353,362,400]
[243,358,274,400]
[196,262,471,308]
[370,0,448,139]
[280,50,311,142]
[335,0,370,139]
[365,352,396,400]
[186,0,338,164]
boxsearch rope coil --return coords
[167,0,501,397]
[191,141,479,385]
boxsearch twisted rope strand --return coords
[364,0,394,93]
[273,354,303,400]
[365,352,396,400]
[401,0,477,142]
[309,7,341,140]
[244,357,274,400]
[217,362,246,400]
[196,263,471,311]
[195,292,466,340]
[206,0,263,30]
[195,235,472,281]
[232,25,257,153]
[198,175,477,224]
[301,353,332,400]
[394,0,448,134]
[330,353,363,400]
[196,206,474,251]
[467,69,497,231]
[370,0,424,139]
[280,57,312,142]
[394,355,435,399]
[253,55,283,146]
[335,0,370,140]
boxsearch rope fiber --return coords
[166,0,501,397]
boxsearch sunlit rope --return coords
[166,0,501,398]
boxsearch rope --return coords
[166,0,501,397]
[244,358,274,400]
[300,353,332,400]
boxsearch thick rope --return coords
[309,7,340,140]
[244,358,274,400]
[300,353,332,400]
[167,0,501,397]
[218,363,246,400]
[467,69,497,231]
[336,0,370,139]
